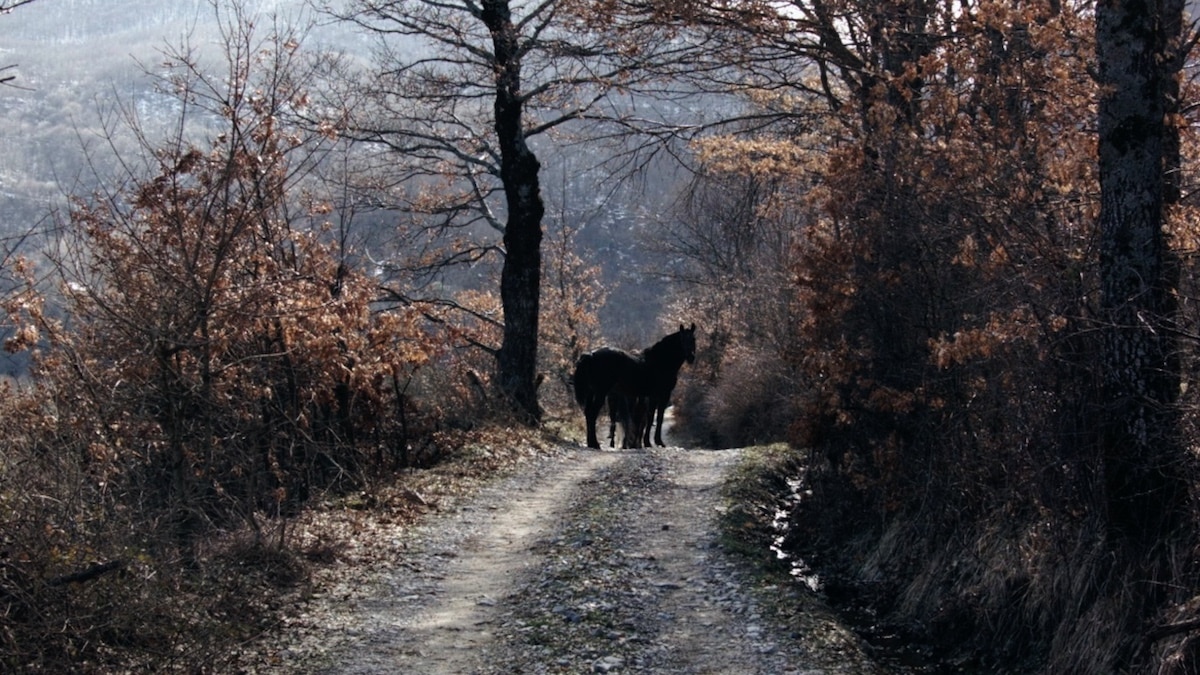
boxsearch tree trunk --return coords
[482,0,545,423]
[1095,0,1184,540]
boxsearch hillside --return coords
[0,0,668,369]
[0,1,309,226]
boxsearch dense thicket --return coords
[647,0,1200,671]
[3,0,1200,671]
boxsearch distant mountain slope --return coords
[0,0,312,234]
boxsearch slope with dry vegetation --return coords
[4,0,1200,672]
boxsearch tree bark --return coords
[1096,0,1185,540]
[482,0,545,423]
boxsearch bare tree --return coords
[0,0,39,86]
[312,0,706,421]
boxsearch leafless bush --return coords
[0,7,472,670]
[0,382,287,672]
[674,343,796,448]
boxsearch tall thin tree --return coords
[481,0,544,420]
[1096,0,1187,539]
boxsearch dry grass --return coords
[0,418,562,672]
[772,449,1200,674]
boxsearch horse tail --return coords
[572,352,593,408]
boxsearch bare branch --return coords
[47,560,125,587]
[0,0,38,13]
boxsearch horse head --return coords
[678,323,697,364]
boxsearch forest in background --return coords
[0,0,674,379]
[2,0,1200,672]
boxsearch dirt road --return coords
[242,446,880,674]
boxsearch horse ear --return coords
[679,323,685,332]
[689,322,696,332]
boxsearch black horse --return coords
[573,346,643,449]
[573,324,697,449]
[634,323,696,447]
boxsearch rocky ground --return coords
[232,442,886,674]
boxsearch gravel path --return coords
[239,445,882,674]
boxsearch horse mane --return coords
[643,331,684,366]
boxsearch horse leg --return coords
[639,396,655,448]
[617,395,634,449]
[585,395,605,449]
[625,400,640,449]
[653,402,667,447]
[607,392,622,448]
[632,397,649,449]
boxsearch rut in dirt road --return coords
[307,449,623,674]
[260,446,878,674]
[385,450,622,674]
[474,448,873,675]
